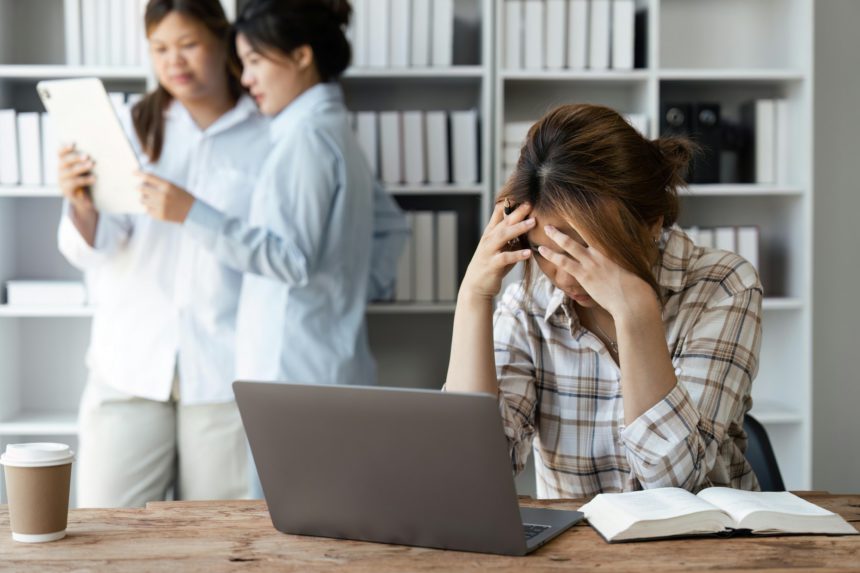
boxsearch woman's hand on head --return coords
[137,172,196,223]
[539,225,657,319]
[58,144,97,214]
[459,201,535,302]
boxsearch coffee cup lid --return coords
[0,443,75,468]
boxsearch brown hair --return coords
[132,0,243,163]
[499,103,696,300]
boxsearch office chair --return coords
[743,414,786,491]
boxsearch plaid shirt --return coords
[495,226,762,498]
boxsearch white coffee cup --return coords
[1,443,75,543]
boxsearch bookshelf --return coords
[0,0,814,505]
[496,0,814,491]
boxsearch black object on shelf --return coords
[661,102,723,184]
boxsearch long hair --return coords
[234,0,352,82]
[498,103,696,300]
[132,0,242,163]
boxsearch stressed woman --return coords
[445,104,763,498]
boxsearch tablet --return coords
[37,78,144,214]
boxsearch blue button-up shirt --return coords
[185,83,378,387]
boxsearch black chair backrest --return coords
[743,414,786,491]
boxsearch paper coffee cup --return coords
[1,443,75,543]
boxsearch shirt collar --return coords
[540,225,694,322]
[164,94,261,137]
[269,82,344,139]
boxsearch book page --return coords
[698,488,834,525]
[600,487,723,522]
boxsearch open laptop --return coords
[233,381,583,556]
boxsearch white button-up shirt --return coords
[58,96,268,404]
[184,82,377,387]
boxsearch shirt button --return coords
[674,367,682,376]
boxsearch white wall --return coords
[812,0,860,493]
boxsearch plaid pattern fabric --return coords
[494,226,763,498]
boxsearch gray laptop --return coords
[233,381,583,556]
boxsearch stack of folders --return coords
[5,281,87,307]
[501,113,647,183]
[740,99,791,185]
[0,93,141,189]
[350,0,456,68]
[683,226,760,271]
[350,110,479,185]
[395,211,458,303]
[504,0,638,71]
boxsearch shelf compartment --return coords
[748,402,804,425]
[0,410,78,436]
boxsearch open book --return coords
[579,487,858,542]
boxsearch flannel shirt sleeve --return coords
[619,276,762,491]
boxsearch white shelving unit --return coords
[496,0,813,490]
[1,0,814,503]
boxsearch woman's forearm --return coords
[444,292,499,395]
[615,296,678,425]
[70,205,99,247]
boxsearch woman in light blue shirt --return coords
[140,0,383,387]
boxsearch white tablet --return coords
[37,78,144,214]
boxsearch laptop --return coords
[233,381,583,556]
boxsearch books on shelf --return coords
[0,95,140,189]
[431,0,454,67]
[389,0,411,68]
[568,0,589,70]
[523,0,545,70]
[579,487,857,543]
[545,0,567,70]
[354,110,477,187]
[588,0,611,70]
[411,0,432,67]
[740,98,790,185]
[611,0,635,70]
[504,0,524,70]
[395,211,459,303]
[684,226,760,271]
[5,281,87,306]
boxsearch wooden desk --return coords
[1,493,858,572]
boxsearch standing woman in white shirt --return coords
[57,0,269,507]
[140,0,379,389]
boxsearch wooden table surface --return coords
[1,493,859,572]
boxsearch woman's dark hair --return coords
[234,0,352,82]
[499,103,697,300]
[132,0,242,163]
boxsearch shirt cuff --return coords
[618,382,700,462]
[184,199,226,250]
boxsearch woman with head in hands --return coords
[445,104,763,498]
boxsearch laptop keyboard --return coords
[523,523,550,540]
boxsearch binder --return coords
[740,99,776,184]
[402,111,426,184]
[367,0,390,67]
[425,111,449,184]
[623,113,648,137]
[96,0,110,66]
[351,0,370,67]
[611,0,635,70]
[736,227,759,271]
[82,0,97,65]
[395,212,415,301]
[568,0,589,70]
[523,0,545,70]
[504,0,524,70]
[776,99,790,184]
[690,103,721,184]
[545,0,567,70]
[41,112,59,186]
[0,110,20,185]
[503,121,533,145]
[436,211,458,301]
[589,0,610,70]
[411,0,432,67]
[451,110,478,184]
[355,112,379,177]
[432,0,454,67]
[110,0,124,66]
[63,0,82,65]
[714,227,736,253]
[661,102,692,138]
[697,228,714,248]
[17,112,42,186]
[124,0,140,66]
[379,111,403,184]
[413,211,436,302]
[389,0,411,68]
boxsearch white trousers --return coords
[76,376,248,508]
